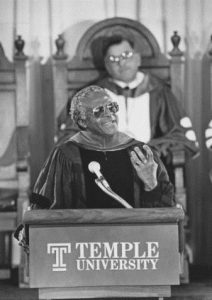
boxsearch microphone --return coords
[88,161,110,188]
[88,161,101,178]
[88,161,132,209]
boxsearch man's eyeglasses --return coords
[91,102,119,118]
[107,51,134,64]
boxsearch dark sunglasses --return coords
[92,102,119,118]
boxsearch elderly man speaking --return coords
[31,85,175,210]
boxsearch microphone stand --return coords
[94,178,133,209]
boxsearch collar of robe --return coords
[103,72,164,97]
[69,131,137,151]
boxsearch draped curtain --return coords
[0,0,212,265]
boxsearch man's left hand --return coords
[130,145,158,191]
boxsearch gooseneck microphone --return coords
[88,161,110,188]
[88,161,132,209]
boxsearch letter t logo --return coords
[47,243,71,271]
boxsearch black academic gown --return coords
[31,133,175,210]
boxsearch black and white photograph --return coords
[0,0,212,299]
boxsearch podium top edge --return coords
[23,208,184,225]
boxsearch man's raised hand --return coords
[130,144,158,191]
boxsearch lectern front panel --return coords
[29,224,180,288]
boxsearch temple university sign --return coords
[47,241,159,272]
[29,224,180,288]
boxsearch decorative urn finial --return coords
[54,34,68,59]
[14,35,26,57]
[169,31,183,57]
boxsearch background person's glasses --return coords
[92,102,119,118]
[107,51,134,64]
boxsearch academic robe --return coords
[31,138,175,209]
[96,73,199,159]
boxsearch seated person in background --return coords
[31,85,174,210]
[95,34,199,180]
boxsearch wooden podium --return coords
[23,208,184,300]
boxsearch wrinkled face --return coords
[83,91,119,136]
[104,40,141,83]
